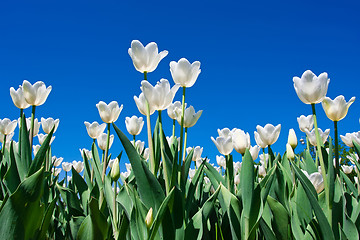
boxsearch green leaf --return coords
[3,142,21,193]
[19,113,31,180]
[267,196,290,240]
[113,123,165,210]
[56,183,84,217]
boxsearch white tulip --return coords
[33,144,41,156]
[216,155,226,168]
[217,128,233,138]
[84,121,107,139]
[304,128,330,147]
[0,118,17,136]
[293,70,330,104]
[79,148,92,160]
[72,160,84,173]
[234,174,240,185]
[96,101,123,123]
[18,117,40,137]
[249,145,261,160]
[302,170,324,194]
[340,133,355,147]
[52,156,63,167]
[341,165,353,174]
[97,133,114,151]
[288,128,297,149]
[175,105,202,128]
[232,129,250,154]
[186,146,203,162]
[62,162,72,172]
[134,92,156,116]
[125,163,132,172]
[256,124,281,146]
[233,162,242,175]
[258,165,266,177]
[10,87,30,109]
[37,133,55,145]
[133,140,145,154]
[286,143,295,160]
[125,116,144,136]
[128,40,168,73]
[170,58,201,88]
[254,131,268,149]
[22,80,52,106]
[297,115,314,133]
[52,168,61,177]
[321,95,355,122]
[211,136,233,156]
[141,79,180,111]
[41,117,60,134]
[167,101,183,120]
[259,153,269,166]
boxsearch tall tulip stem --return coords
[1,135,6,156]
[172,119,176,139]
[179,87,186,167]
[225,155,234,194]
[334,121,339,175]
[29,105,36,150]
[158,110,170,194]
[101,123,111,182]
[113,181,118,236]
[18,109,23,154]
[311,103,331,225]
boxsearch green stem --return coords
[133,135,136,147]
[65,171,68,187]
[29,105,36,151]
[311,103,331,225]
[113,181,118,235]
[181,128,188,182]
[101,123,111,182]
[172,119,175,139]
[334,121,339,176]
[91,139,95,184]
[158,110,170,194]
[146,101,155,174]
[179,87,186,167]
[18,109,23,154]
[2,135,7,156]
[225,154,234,194]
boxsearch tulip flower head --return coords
[297,115,314,133]
[286,143,295,160]
[84,121,107,139]
[125,116,144,136]
[216,155,226,168]
[62,162,72,172]
[305,128,330,147]
[141,79,180,111]
[170,58,201,88]
[41,117,60,134]
[72,160,84,173]
[254,131,268,149]
[133,140,145,154]
[255,124,281,146]
[175,105,203,128]
[52,168,61,177]
[211,135,233,156]
[232,129,251,154]
[302,170,324,194]
[22,80,52,106]
[52,156,63,167]
[110,158,120,182]
[288,128,298,149]
[293,70,330,104]
[134,92,156,116]
[321,95,355,122]
[186,146,203,162]
[167,101,183,120]
[341,165,353,174]
[340,132,356,148]
[249,145,261,160]
[0,118,17,136]
[33,144,41,156]
[37,133,55,145]
[10,86,30,109]
[97,133,114,151]
[96,101,123,123]
[79,148,92,160]
[128,40,168,73]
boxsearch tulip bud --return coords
[286,143,295,160]
[288,128,297,149]
[145,208,153,229]
[110,158,120,182]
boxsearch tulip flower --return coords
[175,105,202,128]
[21,80,52,106]
[72,160,84,173]
[110,158,120,182]
[195,158,209,168]
[84,121,107,140]
[37,133,55,145]
[62,162,72,172]
[302,170,324,194]
[188,169,196,179]
[186,146,203,162]
[52,168,61,177]
[134,92,156,116]
[19,117,40,138]
[218,128,233,138]
[297,115,314,133]
[79,148,92,160]
[167,101,183,120]
[259,153,269,166]
[321,95,355,122]
[41,117,60,134]
[141,79,180,111]
[125,116,144,136]
[254,131,268,149]
[10,87,30,109]
[170,58,201,88]
[286,143,295,160]
[0,118,17,136]
[232,129,250,155]
[256,124,281,146]
[249,145,261,161]
[233,162,242,175]
[133,140,145,154]
[216,155,226,168]
[125,163,132,172]
[33,144,41,156]
[97,133,114,151]
[234,174,240,185]
[121,170,131,180]
[340,132,356,147]
[258,165,266,177]
[128,40,168,73]
[52,156,63,167]
[341,165,353,174]
[96,101,123,123]
[211,135,233,156]
[145,208,154,229]
[293,70,330,104]
[288,128,298,149]
[304,128,330,147]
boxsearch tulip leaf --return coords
[259,217,277,240]
[35,196,58,240]
[19,113,31,180]
[185,163,205,219]
[267,195,290,240]
[291,163,335,240]
[240,149,254,219]
[3,142,21,194]
[113,123,165,210]
[56,182,84,217]
[91,143,103,188]
[81,148,92,189]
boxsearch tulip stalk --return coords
[172,119,176,139]
[29,105,36,150]
[113,181,118,238]
[181,127,188,181]
[1,135,6,156]
[101,123,111,182]
[91,139,96,184]
[225,154,234,194]
[178,87,186,167]
[334,121,340,175]
[158,110,170,194]
[311,103,331,225]
[18,109,23,154]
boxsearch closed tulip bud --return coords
[41,117,60,134]
[10,87,30,109]
[175,105,202,128]
[96,101,123,123]
[134,92,156,116]
[170,58,201,88]
[258,165,266,177]
[22,80,52,106]
[297,115,314,133]
[52,156,63,167]
[293,70,330,104]
[72,160,84,173]
[128,40,168,73]
[321,95,355,122]
[142,148,150,161]
[0,118,17,136]
[145,208,153,229]
[141,79,180,111]
[288,128,297,149]
[211,136,233,156]
[232,129,251,154]
[304,128,330,147]
[97,133,114,151]
[286,143,295,160]
[62,162,72,172]
[234,174,240,185]
[110,158,120,182]
[84,121,107,139]
[125,116,144,136]
[256,124,281,146]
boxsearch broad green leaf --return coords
[3,142,21,193]
[267,196,289,240]
[259,217,277,240]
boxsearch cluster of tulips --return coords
[0,40,359,240]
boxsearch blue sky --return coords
[1,0,360,173]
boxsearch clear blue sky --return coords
[1,0,359,173]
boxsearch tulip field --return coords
[1,40,360,240]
